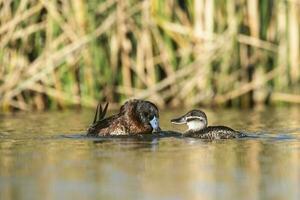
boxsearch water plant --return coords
[0,0,299,111]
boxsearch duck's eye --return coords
[148,114,154,120]
[144,112,155,120]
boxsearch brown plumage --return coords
[87,99,161,136]
[171,110,246,139]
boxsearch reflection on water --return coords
[0,107,300,200]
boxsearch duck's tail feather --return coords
[99,102,109,120]
[93,103,100,124]
[92,102,109,124]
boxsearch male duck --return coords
[87,99,161,136]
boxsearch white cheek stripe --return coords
[186,116,203,121]
[187,121,206,131]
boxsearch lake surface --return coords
[1,107,300,200]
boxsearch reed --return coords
[0,0,299,111]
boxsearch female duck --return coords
[87,99,161,136]
[171,110,245,139]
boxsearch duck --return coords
[171,110,246,139]
[87,99,161,136]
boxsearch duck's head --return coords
[171,110,207,131]
[121,99,161,133]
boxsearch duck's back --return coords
[185,126,245,139]
[87,114,125,136]
[87,114,152,136]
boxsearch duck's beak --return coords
[171,115,187,124]
[150,116,161,132]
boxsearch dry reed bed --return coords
[0,0,299,111]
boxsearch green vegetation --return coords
[0,0,299,111]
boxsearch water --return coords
[0,107,300,200]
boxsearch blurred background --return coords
[0,0,299,111]
[1,2,300,199]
